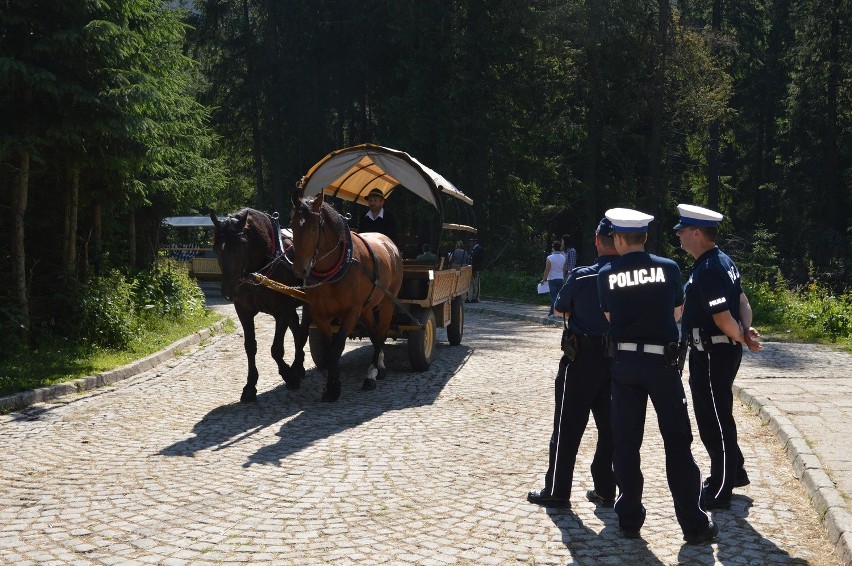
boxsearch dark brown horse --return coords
[210,208,310,402]
[290,191,403,401]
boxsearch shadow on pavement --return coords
[693,496,813,565]
[159,341,471,466]
[547,507,667,565]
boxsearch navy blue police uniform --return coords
[527,217,618,508]
[677,205,749,507]
[597,208,713,542]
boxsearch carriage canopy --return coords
[300,144,476,233]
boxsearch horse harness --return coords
[299,202,411,317]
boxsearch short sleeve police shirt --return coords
[597,251,683,343]
[553,255,617,335]
[681,247,743,336]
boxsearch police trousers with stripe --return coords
[611,351,708,535]
[688,342,744,500]
[543,343,615,500]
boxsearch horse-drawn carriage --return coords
[211,144,475,402]
[296,144,476,374]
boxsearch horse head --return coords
[210,208,269,301]
[290,191,332,280]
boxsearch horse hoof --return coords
[362,378,377,391]
[240,390,258,403]
[321,383,341,402]
[285,378,301,390]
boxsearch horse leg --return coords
[321,315,355,402]
[236,308,260,403]
[283,304,309,389]
[364,303,393,389]
[271,313,294,389]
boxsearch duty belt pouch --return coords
[677,341,688,371]
[664,342,680,367]
[561,328,578,361]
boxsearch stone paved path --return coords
[0,298,842,565]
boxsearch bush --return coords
[746,280,852,344]
[480,269,552,305]
[78,270,139,349]
[134,259,205,318]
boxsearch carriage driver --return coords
[360,188,399,245]
[597,208,717,544]
[675,204,762,510]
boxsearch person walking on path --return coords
[527,217,618,509]
[675,203,762,510]
[562,234,577,276]
[597,207,716,544]
[467,238,485,303]
[541,241,567,317]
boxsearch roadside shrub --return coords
[480,269,551,305]
[78,270,139,349]
[134,259,205,318]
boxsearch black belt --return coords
[573,333,607,344]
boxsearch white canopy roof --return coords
[301,144,474,211]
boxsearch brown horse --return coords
[210,208,310,402]
[290,191,403,401]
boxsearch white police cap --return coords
[605,208,654,232]
[673,204,723,230]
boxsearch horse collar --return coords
[307,220,353,284]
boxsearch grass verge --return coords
[0,310,230,399]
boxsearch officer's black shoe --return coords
[734,469,751,487]
[527,489,571,508]
[586,489,615,508]
[683,521,719,545]
[620,527,641,539]
[703,469,750,490]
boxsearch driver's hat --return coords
[367,188,385,200]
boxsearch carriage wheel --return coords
[308,328,328,369]
[446,295,464,346]
[408,308,436,372]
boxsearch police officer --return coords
[597,208,716,544]
[675,204,762,509]
[527,217,618,509]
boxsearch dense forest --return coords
[1,0,849,349]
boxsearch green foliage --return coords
[480,270,552,305]
[77,270,139,350]
[744,280,851,344]
[133,259,205,318]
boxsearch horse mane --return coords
[227,207,274,257]
[294,196,347,239]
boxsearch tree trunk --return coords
[581,0,603,261]
[93,202,103,275]
[128,211,137,268]
[706,0,722,210]
[242,0,266,205]
[63,164,80,277]
[12,151,31,346]
[645,0,670,251]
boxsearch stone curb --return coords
[735,384,851,566]
[0,319,229,414]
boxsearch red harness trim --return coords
[309,236,347,279]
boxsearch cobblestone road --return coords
[0,304,840,565]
